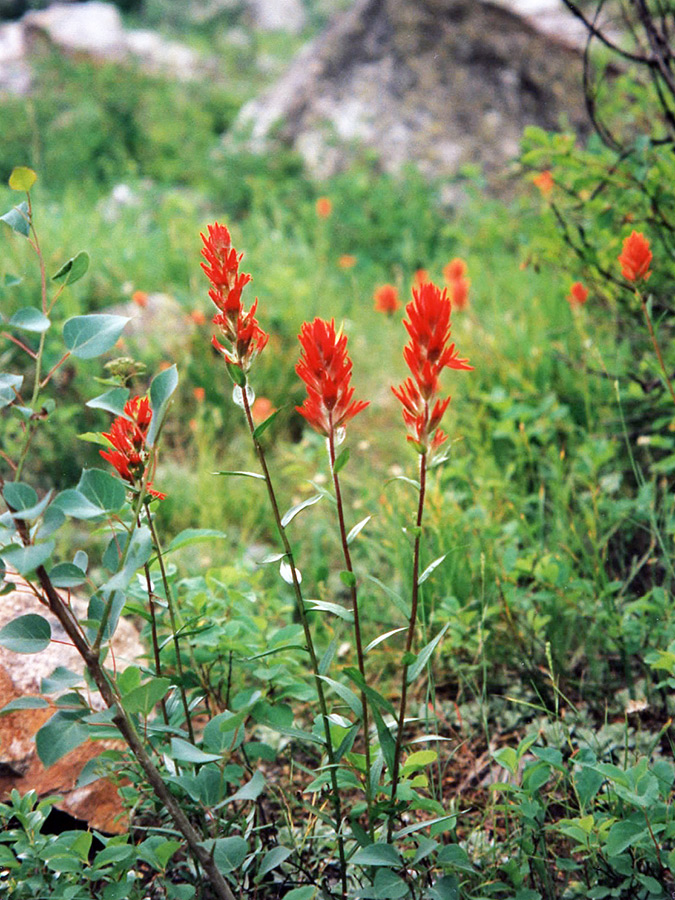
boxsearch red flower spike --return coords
[393,281,471,454]
[443,258,467,282]
[295,318,369,437]
[374,284,400,314]
[618,231,652,282]
[99,395,165,499]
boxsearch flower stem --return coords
[388,450,427,841]
[145,501,195,744]
[240,385,348,899]
[327,429,374,837]
[638,290,675,409]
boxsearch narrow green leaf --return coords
[347,515,371,545]
[318,675,362,717]
[0,541,54,575]
[8,307,50,333]
[3,273,22,287]
[63,314,130,360]
[52,251,89,286]
[339,570,357,588]
[0,696,49,715]
[418,554,448,585]
[213,470,264,480]
[307,600,353,622]
[370,704,396,774]
[78,431,113,448]
[332,448,350,474]
[252,407,282,440]
[365,627,407,653]
[9,166,37,191]
[407,623,450,683]
[86,387,129,417]
[147,365,178,446]
[170,737,222,764]
[402,750,438,773]
[1,201,30,237]
[102,525,152,592]
[280,493,322,528]
[167,528,227,553]
[35,710,88,768]
[226,361,246,387]
[257,846,293,879]
[227,770,266,802]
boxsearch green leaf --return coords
[213,470,264,480]
[3,481,37,512]
[347,515,371,545]
[86,387,129,417]
[603,819,650,856]
[3,273,22,287]
[0,614,51,653]
[209,836,248,874]
[41,666,82,694]
[257,846,293,879]
[77,468,126,513]
[0,845,18,869]
[370,704,396,774]
[63,314,130,360]
[407,623,449,683]
[77,431,112,448]
[123,677,172,716]
[147,365,178,446]
[402,749,438,773]
[436,843,475,873]
[351,843,402,867]
[52,489,105,519]
[0,541,54,575]
[8,307,50,333]
[49,562,87,588]
[1,201,30,237]
[169,737,223,764]
[280,493,322,528]
[365,627,407,653]
[102,525,152,592]
[306,599,353,622]
[9,166,37,191]
[226,361,246,387]
[339,570,357,588]
[318,675,363,717]
[167,528,227,553]
[492,746,518,776]
[35,710,88,768]
[332,448,350,474]
[253,407,282,439]
[428,874,460,900]
[418,554,447,585]
[282,889,316,900]
[52,251,90,286]
[0,695,49,715]
[0,373,23,409]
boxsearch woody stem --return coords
[638,290,675,409]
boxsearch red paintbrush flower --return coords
[200,222,268,374]
[374,284,400,314]
[295,318,369,437]
[568,282,589,306]
[100,396,165,499]
[393,281,471,453]
[618,230,652,282]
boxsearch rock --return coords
[247,0,306,34]
[0,574,145,832]
[235,0,590,182]
[0,1,211,96]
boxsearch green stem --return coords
[388,450,427,841]
[638,290,675,410]
[239,383,348,900]
[142,558,169,727]
[145,501,195,744]
[327,428,374,838]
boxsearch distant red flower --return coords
[193,387,205,403]
[393,282,472,454]
[201,222,268,373]
[443,258,467,282]
[533,170,554,195]
[190,309,207,325]
[618,231,652,282]
[316,197,332,219]
[100,396,165,499]
[374,284,400,314]
[251,396,276,424]
[451,276,470,311]
[132,290,148,308]
[568,282,589,306]
[339,254,357,269]
[413,268,429,287]
[296,318,369,437]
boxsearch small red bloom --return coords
[100,396,165,499]
[568,282,589,306]
[201,222,268,374]
[618,230,652,282]
[393,282,471,454]
[316,197,332,219]
[374,284,400,314]
[132,290,148,308]
[296,318,369,437]
[451,276,470,311]
[443,258,467,282]
[338,254,357,269]
[533,170,554,195]
[413,268,429,287]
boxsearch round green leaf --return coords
[0,201,30,237]
[49,562,87,588]
[8,307,50,333]
[8,166,37,191]
[63,314,130,360]
[0,613,51,653]
[52,251,90,286]
[0,540,54,575]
